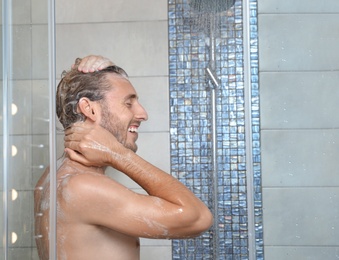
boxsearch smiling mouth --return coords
[128,127,138,133]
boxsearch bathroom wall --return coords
[259,0,339,259]
[54,0,171,259]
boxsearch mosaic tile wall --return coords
[168,0,262,259]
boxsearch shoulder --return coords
[56,159,115,194]
[57,169,126,207]
[57,170,131,224]
[58,171,112,196]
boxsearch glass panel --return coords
[0,0,3,256]
[1,0,49,259]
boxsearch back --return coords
[34,166,51,260]
[34,157,140,260]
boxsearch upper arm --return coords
[62,174,208,239]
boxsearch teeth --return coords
[128,127,138,133]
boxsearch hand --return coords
[73,55,114,73]
[64,121,124,167]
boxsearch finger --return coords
[78,55,100,73]
[64,133,81,142]
[97,58,114,70]
[76,56,90,71]
[64,139,81,151]
[78,55,114,73]
[64,128,82,138]
[84,56,112,72]
[65,148,92,166]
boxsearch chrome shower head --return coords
[189,0,235,14]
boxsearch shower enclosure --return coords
[2,0,261,259]
[2,0,339,259]
[1,0,56,258]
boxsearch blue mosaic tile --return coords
[169,0,262,259]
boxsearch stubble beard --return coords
[100,105,138,153]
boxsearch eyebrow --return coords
[124,94,138,101]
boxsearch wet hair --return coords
[56,58,128,129]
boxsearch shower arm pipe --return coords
[243,0,256,259]
[2,0,12,258]
[207,21,221,260]
[210,86,220,260]
[48,0,57,259]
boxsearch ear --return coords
[78,97,100,121]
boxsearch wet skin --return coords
[34,75,213,260]
[35,158,141,260]
[35,76,145,260]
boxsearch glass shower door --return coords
[1,0,51,258]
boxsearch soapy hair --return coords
[56,58,128,129]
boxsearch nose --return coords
[135,102,148,121]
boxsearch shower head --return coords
[189,0,235,14]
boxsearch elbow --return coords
[193,207,214,236]
[174,206,213,238]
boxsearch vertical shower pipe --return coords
[48,0,57,259]
[243,0,256,259]
[205,16,221,260]
[2,0,12,258]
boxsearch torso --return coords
[34,157,140,260]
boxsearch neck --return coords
[59,153,106,174]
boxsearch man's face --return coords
[99,74,148,152]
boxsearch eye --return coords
[125,99,132,107]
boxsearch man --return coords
[35,55,213,260]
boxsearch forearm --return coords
[112,147,204,208]
[112,148,213,234]
[64,121,213,235]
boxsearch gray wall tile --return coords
[262,129,339,187]
[32,80,49,135]
[56,22,168,77]
[140,245,172,260]
[1,0,32,25]
[32,0,48,24]
[32,25,49,80]
[259,14,339,71]
[56,0,168,23]
[259,0,339,13]
[263,187,339,246]
[260,71,339,129]
[8,191,33,247]
[8,135,33,190]
[11,80,32,135]
[265,246,339,260]
[259,5,339,256]
[12,25,32,79]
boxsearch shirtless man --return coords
[34,55,213,260]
